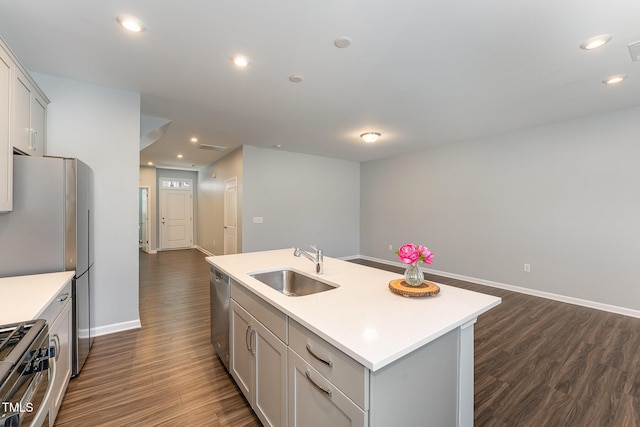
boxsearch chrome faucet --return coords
[294,246,324,274]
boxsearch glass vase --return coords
[403,263,424,286]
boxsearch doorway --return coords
[159,177,194,250]
[138,186,150,253]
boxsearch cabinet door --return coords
[288,349,367,427]
[0,44,12,212]
[30,93,46,156]
[230,300,253,402]
[254,320,287,427]
[13,70,31,154]
[49,300,72,426]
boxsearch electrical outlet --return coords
[389,244,393,251]
[524,263,531,273]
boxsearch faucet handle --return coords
[310,244,319,252]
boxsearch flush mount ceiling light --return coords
[177,154,184,159]
[360,132,381,143]
[116,15,146,33]
[334,36,352,49]
[231,55,250,67]
[602,74,628,85]
[580,34,612,50]
[190,137,198,143]
[289,75,304,83]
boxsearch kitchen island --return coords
[207,249,500,427]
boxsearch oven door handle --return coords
[30,349,57,427]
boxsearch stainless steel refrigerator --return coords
[0,154,93,377]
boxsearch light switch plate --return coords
[253,217,264,224]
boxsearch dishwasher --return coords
[210,267,230,371]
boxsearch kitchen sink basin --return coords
[250,269,337,297]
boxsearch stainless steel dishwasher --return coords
[210,267,230,371]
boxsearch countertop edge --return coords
[206,251,502,371]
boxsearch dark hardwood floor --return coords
[55,250,640,426]
[54,249,260,427]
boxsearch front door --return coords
[160,178,193,250]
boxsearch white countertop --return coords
[207,249,501,371]
[0,271,75,325]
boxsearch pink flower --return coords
[397,244,420,264]
[418,245,434,264]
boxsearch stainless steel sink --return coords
[250,269,337,297]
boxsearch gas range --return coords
[0,320,53,427]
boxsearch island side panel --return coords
[458,320,476,427]
[368,327,459,427]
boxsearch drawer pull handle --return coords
[305,370,332,397]
[57,293,70,302]
[245,325,252,352]
[306,344,333,367]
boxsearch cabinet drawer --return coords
[231,281,287,343]
[39,279,72,325]
[289,319,368,410]
[288,348,367,427]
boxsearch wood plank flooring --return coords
[54,249,260,427]
[55,250,640,426]
[353,259,640,426]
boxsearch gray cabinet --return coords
[0,41,13,212]
[38,279,72,427]
[230,284,287,427]
[288,348,367,427]
[13,68,47,156]
[0,36,49,212]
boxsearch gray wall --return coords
[361,106,640,310]
[243,145,360,257]
[33,72,142,334]
[197,147,244,255]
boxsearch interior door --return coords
[224,177,238,254]
[160,178,193,249]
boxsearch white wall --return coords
[361,106,640,312]
[33,72,141,334]
[243,145,360,257]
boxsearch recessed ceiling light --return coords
[190,137,198,143]
[289,75,304,83]
[580,34,612,50]
[147,161,153,166]
[231,55,250,67]
[602,74,627,85]
[360,132,381,143]
[177,154,184,159]
[275,144,283,148]
[116,15,146,33]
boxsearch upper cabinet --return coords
[0,42,14,212]
[13,68,47,156]
[0,36,49,212]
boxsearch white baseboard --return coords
[92,319,142,337]
[195,246,215,257]
[357,255,640,319]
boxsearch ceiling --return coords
[1,0,639,169]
